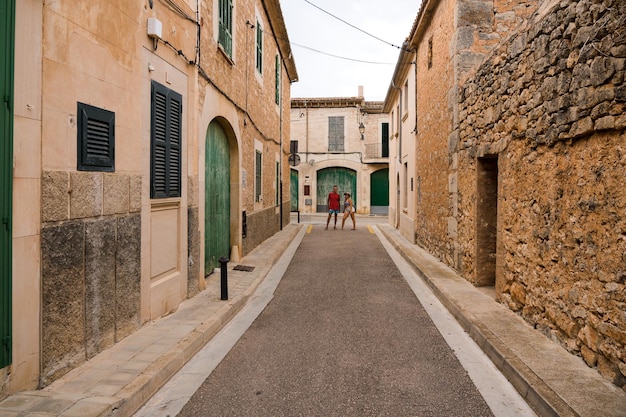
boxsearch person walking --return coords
[325,185,341,230]
[341,192,356,230]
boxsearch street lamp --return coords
[358,122,365,140]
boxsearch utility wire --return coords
[290,41,395,65]
[302,0,405,50]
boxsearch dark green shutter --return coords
[0,0,15,368]
[255,151,262,202]
[151,81,182,199]
[77,103,115,171]
[256,22,263,74]
[218,0,233,56]
[290,169,298,212]
[381,122,389,157]
[275,55,280,104]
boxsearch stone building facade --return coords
[290,88,389,217]
[387,0,626,389]
[456,0,626,388]
[2,0,296,395]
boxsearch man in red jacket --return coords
[325,185,341,230]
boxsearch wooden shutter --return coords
[151,81,182,198]
[256,22,263,74]
[77,103,115,172]
[218,0,233,56]
[328,116,344,152]
[255,150,262,202]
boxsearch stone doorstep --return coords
[377,224,626,417]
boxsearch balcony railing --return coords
[365,143,389,159]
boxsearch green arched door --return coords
[370,168,389,215]
[205,121,230,274]
[316,168,356,212]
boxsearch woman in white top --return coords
[341,192,356,230]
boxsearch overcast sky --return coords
[281,0,421,101]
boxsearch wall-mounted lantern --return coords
[359,122,365,140]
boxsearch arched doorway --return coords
[316,167,356,212]
[205,121,230,274]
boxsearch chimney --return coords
[358,85,364,98]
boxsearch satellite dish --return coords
[288,154,301,166]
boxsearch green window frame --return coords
[275,161,280,206]
[151,80,182,199]
[77,102,115,172]
[218,0,233,57]
[328,116,344,152]
[255,20,263,74]
[255,150,262,202]
[275,55,280,104]
[0,0,15,369]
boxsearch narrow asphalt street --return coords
[174,221,497,417]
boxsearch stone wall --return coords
[457,0,626,387]
[40,171,141,385]
[242,205,282,256]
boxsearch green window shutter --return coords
[256,22,263,74]
[381,122,389,157]
[218,0,233,56]
[255,150,262,202]
[328,116,344,152]
[77,103,115,172]
[275,161,280,206]
[151,80,182,199]
[275,55,280,104]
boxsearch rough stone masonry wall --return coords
[40,171,142,386]
[457,0,626,388]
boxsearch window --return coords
[77,103,115,172]
[255,150,262,202]
[381,122,389,157]
[275,54,280,104]
[290,140,298,154]
[255,20,263,74]
[151,81,182,199]
[218,0,233,57]
[404,81,409,113]
[428,37,433,69]
[328,116,344,152]
[275,162,280,206]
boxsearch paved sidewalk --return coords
[0,224,303,417]
[377,223,626,417]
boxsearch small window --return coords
[275,54,280,104]
[290,140,298,154]
[428,37,433,69]
[328,116,344,152]
[255,150,262,202]
[151,81,182,199]
[77,103,115,172]
[275,161,280,206]
[218,0,233,57]
[256,21,263,74]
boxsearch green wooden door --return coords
[0,0,15,368]
[370,168,389,215]
[316,168,356,212]
[205,121,230,274]
[290,169,298,211]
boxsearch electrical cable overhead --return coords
[290,41,395,65]
[302,0,405,50]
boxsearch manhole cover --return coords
[233,265,255,272]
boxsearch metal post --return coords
[219,256,229,300]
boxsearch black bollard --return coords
[219,256,229,300]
